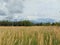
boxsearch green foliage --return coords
[18,20,34,26]
[0,20,60,26]
[0,20,34,26]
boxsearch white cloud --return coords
[0,0,60,21]
[21,0,60,21]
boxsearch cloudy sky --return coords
[0,0,60,21]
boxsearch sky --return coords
[0,0,60,21]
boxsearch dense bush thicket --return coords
[0,20,34,26]
[0,20,60,26]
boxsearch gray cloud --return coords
[7,0,24,14]
[0,0,24,13]
[0,0,24,20]
[0,10,6,16]
[0,0,60,21]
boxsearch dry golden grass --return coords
[0,26,60,45]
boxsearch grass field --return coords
[0,26,60,45]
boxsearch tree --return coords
[19,20,34,26]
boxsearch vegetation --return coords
[0,26,60,45]
[0,20,60,26]
[0,20,34,26]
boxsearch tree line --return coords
[0,20,60,26]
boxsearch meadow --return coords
[0,26,60,45]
